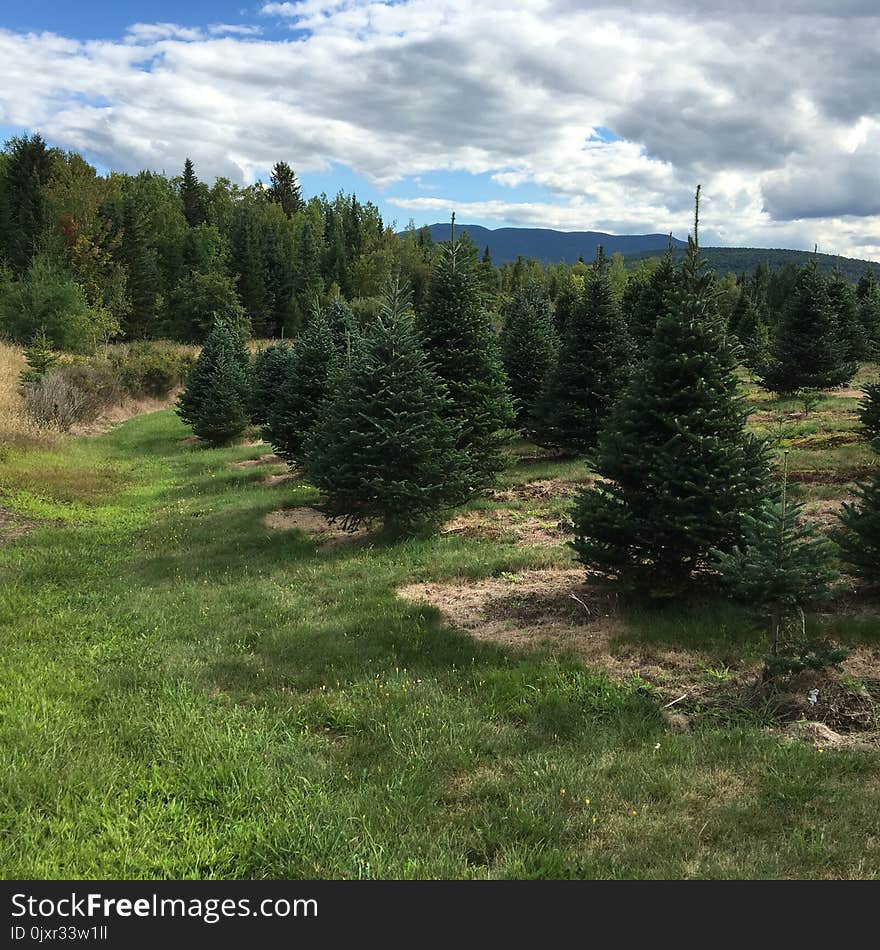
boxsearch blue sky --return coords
[1,2,879,256]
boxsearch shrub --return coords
[23,368,100,431]
[108,343,196,398]
[58,360,123,409]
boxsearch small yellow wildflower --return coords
[560,788,566,796]
[584,798,590,806]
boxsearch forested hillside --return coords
[624,246,880,282]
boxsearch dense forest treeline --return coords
[1,133,879,359]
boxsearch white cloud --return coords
[1,2,879,257]
[207,24,264,37]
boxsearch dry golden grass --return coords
[0,341,58,452]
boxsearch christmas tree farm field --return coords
[1,405,880,879]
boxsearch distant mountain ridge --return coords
[410,222,687,264]
[404,223,880,281]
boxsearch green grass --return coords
[1,408,880,879]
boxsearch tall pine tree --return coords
[500,284,558,432]
[119,190,161,339]
[621,249,677,353]
[268,161,304,217]
[826,268,866,365]
[0,134,58,275]
[856,268,880,358]
[418,227,514,487]
[533,247,632,454]
[180,158,208,228]
[571,189,771,595]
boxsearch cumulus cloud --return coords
[0,1,878,256]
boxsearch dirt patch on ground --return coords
[398,569,711,695]
[825,387,867,400]
[264,506,370,550]
[262,471,301,486]
[790,432,863,449]
[441,509,569,546]
[789,466,876,485]
[0,506,35,545]
[230,453,284,469]
[488,478,591,502]
[398,570,880,746]
[801,497,854,533]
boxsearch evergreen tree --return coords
[713,461,838,661]
[500,284,558,432]
[858,381,880,442]
[292,222,323,330]
[731,288,771,372]
[551,277,578,340]
[249,341,294,426]
[120,191,161,338]
[418,233,515,487]
[621,251,677,352]
[856,269,880,358]
[165,269,247,342]
[268,161,304,217]
[324,295,360,355]
[264,304,337,465]
[176,318,250,445]
[571,193,771,595]
[826,268,865,364]
[307,280,469,535]
[19,327,58,388]
[230,205,270,337]
[533,247,632,454]
[180,158,208,228]
[260,209,296,337]
[321,213,350,296]
[836,434,880,587]
[0,134,59,275]
[761,261,857,394]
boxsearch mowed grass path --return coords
[1,408,879,879]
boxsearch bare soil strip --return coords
[264,506,370,550]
